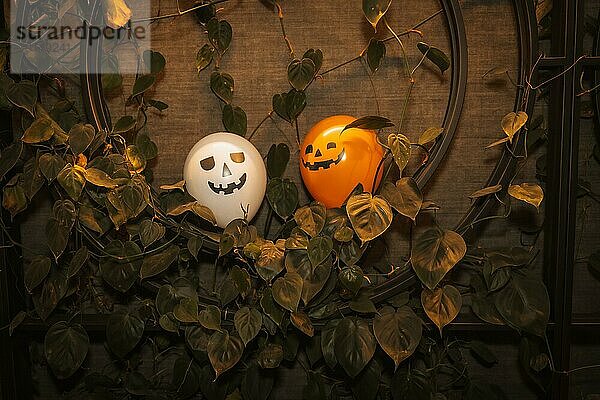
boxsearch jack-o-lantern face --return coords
[184,132,267,228]
[300,115,385,208]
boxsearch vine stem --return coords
[318,9,443,77]
[131,0,230,23]
[247,110,273,141]
[275,2,295,59]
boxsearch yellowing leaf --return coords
[388,133,411,175]
[421,285,462,334]
[84,168,125,188]
[508,183,543,209]
[346,193,393,243]
[159,180,185,191]
[418,127,444,145]
[22,118,54,143]
[501,111,528,142]
[362,0,392,29]
[104,0,132,29]
[485,137,510,149]
[379,178,422,220]
[468,184,502,199]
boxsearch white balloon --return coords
[183,132,267,228]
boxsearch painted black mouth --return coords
[302,149,345,171]
[208,173,247,195]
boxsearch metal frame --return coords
[2,0,598,399]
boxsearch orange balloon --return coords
[300,115,385,208]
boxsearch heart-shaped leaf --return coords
[287,58,315,91]
[207,331,244,379]
[44,321,89,379]
[222,104,247,136]
[334,317,376,377]
[272,271,303,312]
[0,142,23,181]
[291,310,314,337]
[106,308,145,358]
[210,71,234,103]
[421,285,462,334]
[207,18,232,54]
[139,219,166,247]
[272,90,306,123]
[307,236,333,267]
[22,118,54,143]
[256,240,285,282]
[267,178,298,219]
[373,306,422,369]
[267,143,291,178]
[7,80,37,116]
[57,164,86,200]
[294,202,326,237]
[99,240,142,292]
[418,127,444,145]
[388,133,411,175]
[234,307,262,345]
[303,48,323,73]
[139,245,179,279]
[412,228,466,290]
[285,249,332,305]
[199,305,222,331]
[501,111,528,142]
[346,193,393,243]
[68,123,95,154]
[379,178,423,220]
[260,287,285,326]
[24,255,51,293]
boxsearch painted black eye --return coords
[200,156,215,171]
[230,152,245,163]
[305,144,313,154]
[327,142,336,149]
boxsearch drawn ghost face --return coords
[184,132,267,228]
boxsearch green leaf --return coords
[287,58,316,91]
[2,178,27,218]
[334,317,376,377]
[379,177,423,220]
[38,153,65,182]
[307,236,333,267]
[259,289,283,329]
[258,343,284,369]
[222,104,247,136]
[362,0,392,28]
[196,44,215,73]
[421,285,462,334]
[339,265,364,295]
[303,49,323,73]
[68,246,88,279]
[351,359,381,400]
[373,306,422,369]
[418,127,444,145]
[143,50,165,74]
[22,118,54,143]
[266,178,298,219]
[136,134,158,160]
[267,143,290,178]
[388,133,411,175]
[207,18,232,54]
[272,89,306,123]
[57,164,86,200]
[346,193,393,243]
[411,228,466,290]
[417,42,450,73]
[131,75,156,98]
[106,308,145,358]
[0,142,23,181]
[272,271,303,312]
[285,249,332,305]
[45,218,70,260]
[174,297,199,323]
[68,123,95,154]
[242,364,274,400]
[255,241,285,282]
[147,99,168,111]
[365,38,386,72]
[342,116,394,132]
[185,326,209,351]
[173,357,202,398]
[207,331,244,379]
[219,233,235,257]
[493,275,549,336]
[321,319,338,368]
[6,79,37,116]
[24,256,51,293]
[32,270,67,320]
[139,219,166,247]
[113,115,136,133]
[44,321,89,379]
[139,244,179,279]
[210,71,234,103]
[234,307,262,345]
[99,240,142,293]
[197,305,221,331]
[294,202,326,237]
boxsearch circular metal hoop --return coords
[69,0,536,305]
